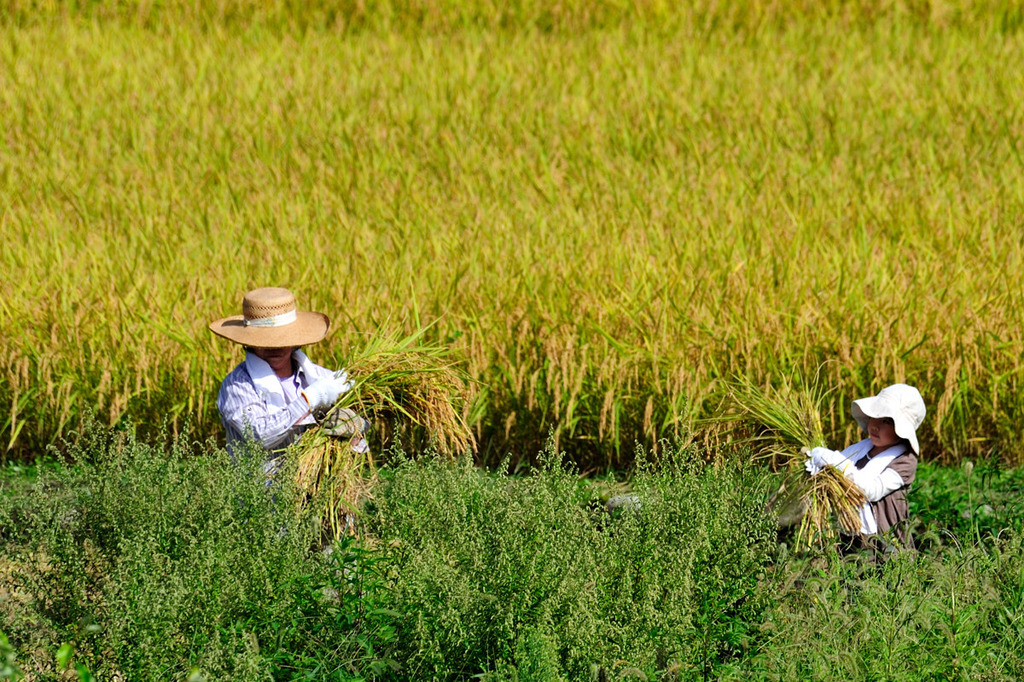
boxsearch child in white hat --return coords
[805,383,926,552]
[209,287,368,468]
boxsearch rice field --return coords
[2,2,1024,468]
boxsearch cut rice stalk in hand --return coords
[293,426,376,542]
[323,327,475,456]
[724,374,866,550]
[291,328,475,541]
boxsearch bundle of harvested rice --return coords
[328,328,475,457]
[724,375,866,550]
[293,424,376,541]
[291,328,474,540]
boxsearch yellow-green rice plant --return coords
[1,0,1011,33]
[5,11,1024,468]
[724,374,866,550]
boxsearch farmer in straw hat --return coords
[805,383,926,555]
[209,287,368,471]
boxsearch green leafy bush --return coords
[0,422,395,681]
[368,441,779,679]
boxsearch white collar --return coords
[842,438,907,466]
[244,349,317,407]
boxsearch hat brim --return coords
[208,312,329,348]
[852,396,920,454]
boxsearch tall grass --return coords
[3,4,1024,467]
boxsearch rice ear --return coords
[324,328,475,456]
[721,373,831,456]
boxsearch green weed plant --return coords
[730,533,1024,680]
[0,421,395,680]
[368,439,778,679]
[3,423,1024,679]
[911,459,1024,549]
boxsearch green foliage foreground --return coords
[2,427,1024,680]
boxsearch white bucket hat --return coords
[851,383,926,454]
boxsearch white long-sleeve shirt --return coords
[814,439,918,538]
[216,349,334,455]
[846,459,906,502]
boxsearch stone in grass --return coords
[605,493,642,514]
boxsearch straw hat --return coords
[852,383,926,454]
[209,287,330,348]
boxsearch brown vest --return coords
[855,451,918,546]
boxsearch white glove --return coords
[808,446,851,473]
[804,450,824,476]
[302,371,352,411]
[321,407,370,438]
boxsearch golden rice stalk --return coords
[290,328,474,540]
[293,427,377,542]
[326,327,476,456]
[723,374,866,550]
[722,374,828,464]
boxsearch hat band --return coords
[243,310,297,328]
